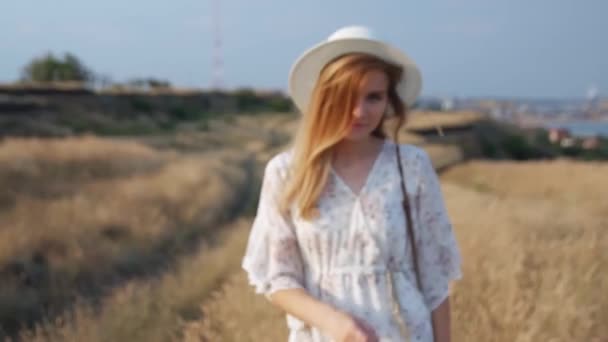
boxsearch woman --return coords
[242,26,462,342]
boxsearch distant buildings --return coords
[582,136,600,150]
[547,127,602,150]
[441,98,455,111]
[548,128,571,144]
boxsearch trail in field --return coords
[188,163,608,342]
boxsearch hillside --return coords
[185,160,608,342]
[0,111,474,340]
[3,111,605,341]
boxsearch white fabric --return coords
[327,25,375,41]
[242,140,462,342]
[288,25,422,115]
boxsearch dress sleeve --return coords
[241,157,305,300]
[414,149,463,311]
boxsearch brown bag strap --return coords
[394,144,423,291]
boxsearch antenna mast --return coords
[211,0,224,90]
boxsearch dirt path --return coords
[186,165,608,342]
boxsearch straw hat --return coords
[288,25,423,115]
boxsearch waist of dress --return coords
[307,263,407,278]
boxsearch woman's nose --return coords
[352,103,368,119]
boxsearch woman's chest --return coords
[291,169,417,244]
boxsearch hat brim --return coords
[288,38,422,115]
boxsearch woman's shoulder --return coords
[264,140,432,175]
[263,147,295,179]
[386,140,430,166]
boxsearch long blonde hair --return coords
[279,53,409,220]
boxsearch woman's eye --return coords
[367,93,383,101]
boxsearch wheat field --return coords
[3,112,606,341]
[0,134,253,339]
[1,113,301,341]
[184,160,608,342]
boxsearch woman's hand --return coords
[327,311,378,342]
[268,289,378,342]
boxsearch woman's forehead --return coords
[359,70,389,92]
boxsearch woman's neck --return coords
[332,136,384,165]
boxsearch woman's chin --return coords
[344,129,373,141]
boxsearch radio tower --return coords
[585,84,599,120]
[211,0,224,90]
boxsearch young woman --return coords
[242,26,462,342]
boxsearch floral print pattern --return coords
[242,140,462,341]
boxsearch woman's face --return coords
[344,69,389,141]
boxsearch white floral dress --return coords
[242,140,462,341]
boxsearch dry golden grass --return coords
[97,87,204,96]
[0,135,253,338]
[219,110,480,150]
[184,271,289,342]
[186,159,607,342]
[18,218,254,342]
[0,82,89,93]
[422,144,464,170]
[126,113,296,156]
[442,159,608,216]
[406,111,486,131]
[444,181,607,341]
[12,111,596,341]
[0,135,170,208]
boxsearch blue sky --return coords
[2,0,607,99]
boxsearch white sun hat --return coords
[288,25,423,115]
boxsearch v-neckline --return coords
[330,139,387,199]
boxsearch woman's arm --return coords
[411,149,461,342]
[431,296,452,342]
[269,288,345,333]
[269,288,378,341]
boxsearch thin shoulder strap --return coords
[394,143,423,291]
